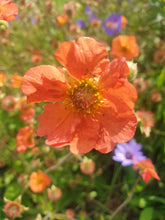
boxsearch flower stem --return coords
[109,175,141,220]
[44,152,73,174]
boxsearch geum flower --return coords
[112,139,146,166]
[21,37,137,154]
[133,158,160,183]
[0,0,18,22]
[103,13,122,36]
[29,170,51,193]
[110,35,139,61]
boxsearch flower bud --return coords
[127,61,138,81]
[80,157,95,175]
[0,20,9,32]
[47,185,62,201]
[65,209,75,218]
[4,196,28,218]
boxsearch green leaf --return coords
[139,207,153,220]
[157,67,165,89]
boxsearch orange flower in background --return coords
[136,110,155,137]
[11,73,22,88]
[1,95,16,111]
[56,14,67,26]
[31,50,42,64]
[0,71,7,88]
[16,124,35,153]
[0,0,18,21]
[65,209,75,219]
[29,170,51,193]
[18,97,35,122]
[22,37,137,154]
[133,158,160,183]
[110,35,139,61]
[121,16,127,27]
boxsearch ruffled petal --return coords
[104,80,137,109]
[55,37,108,80]
[21,65,68,103]
[94,128,116,153]
[0,1,18,21]
[99,58,129,88]
[37,103,81,147]
[69,116,100,154]
[96,99,137,145]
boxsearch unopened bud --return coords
[127,61,138,81]
[0,20,9,32]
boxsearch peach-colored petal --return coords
[0,1,18,21]
[69,116,100,154]
[99,58,129,88]
[104,80,137,109]
[55,37,108,80]
[94,128,116,153]
[141,170,152,183]
[96,100,137,144]
[37,103,81,147]
[21,65,68,103]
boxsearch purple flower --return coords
[103,13,122,36]
[112,139,146,166]
[76,19,85,28]
[84,6,93,15]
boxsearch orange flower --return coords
[56,14,67,26]
[153,49,165,64]
[1,95,16,111]
[0,0,18,21]
[10,73,22,88]
[18,97,35,122]
[0,71,7,88]
[66,209,75,219]
[121,16,127,27]
[133,158,160,183]
[31,50,42,64]
[136,110,155,137]
[16,124,35,153]
[21,37,137,154]
[110,35,139,61]
[29,170,51,193]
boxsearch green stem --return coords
[44,152,73,174]
[109,175,141,220]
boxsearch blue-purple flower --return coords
[76,19,85,28]
[112,139,146,166]
[84,6,93,15]
[103,13,122,36]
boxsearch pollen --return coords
[65,78,104,113]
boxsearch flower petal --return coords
[96,99,137,145]
[94,128,116,153]
[99,58,129,88]
[37,103,81,147]
[21,65,68,103]
[104,80,137,109]
[69,116,100,154]
[54,37,108,80]
[0,1,18,21]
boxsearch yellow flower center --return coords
[66,78,103,113]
